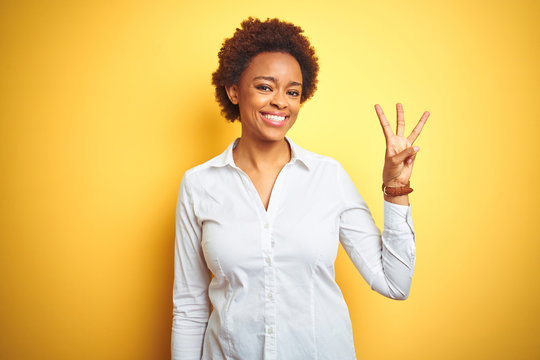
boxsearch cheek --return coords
[238,96,262,117]
[244,94,267,109]
[287,112,299,128]
[290,102,301,117]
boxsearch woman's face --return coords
[226,52,303,143]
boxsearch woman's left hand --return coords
[375,103,429,186]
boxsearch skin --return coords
[225,52,302,210]
[226,51,429,209]
[375,103,430,205]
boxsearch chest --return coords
[242,167,281,211]
[194,166,343,278]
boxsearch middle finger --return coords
[396,103,405,137]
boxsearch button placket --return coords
[263,214,277,358]
[261,164,291,360]
[263,263,277,358]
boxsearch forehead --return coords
[241,52,302,83]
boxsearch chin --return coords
[259,129,289,143]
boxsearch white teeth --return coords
[263,114,286,121]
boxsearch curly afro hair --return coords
[211,17,319,122]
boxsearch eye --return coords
[256,84,272,92]
[287,90,300,97]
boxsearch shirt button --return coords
[267,292,273,299]
[265,257,271,265]
[267,327,273,335]
[264,223,270,229]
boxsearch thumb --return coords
[391,146,419,165]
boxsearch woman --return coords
[172,17,429,360]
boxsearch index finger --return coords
[374,104,394,141]
[407,111,430,144]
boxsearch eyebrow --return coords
[252,76,302,87]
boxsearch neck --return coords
[233,135,291,171]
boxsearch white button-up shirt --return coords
[171,137,416,360]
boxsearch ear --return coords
[225,84,239,105]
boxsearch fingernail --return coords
[413,146,420,152]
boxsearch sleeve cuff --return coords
[383,200,413,230]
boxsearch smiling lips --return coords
[260,112,288,127]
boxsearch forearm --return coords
[338,199,416,300]
[375,200,416,299]
[171,313,208,360]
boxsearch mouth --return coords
[260,112,288,127]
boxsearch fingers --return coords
[375,104,394,141]
[407,111,430,144]
[406,153,417,165]
[391,146,419,165]
[396,103,405,137]
[376,103,430,144]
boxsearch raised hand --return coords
[375,103,429,187]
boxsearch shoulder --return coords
[183,154,223,179]
[296,144,365,205]
[294,142,347,175]
[305,149,342,167]
[291,140,358,192]
[179,147,231,192]
[294,144,361,203]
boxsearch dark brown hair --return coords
[211,17,319,122]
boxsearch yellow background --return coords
[1,0,539,359]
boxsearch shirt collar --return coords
[211,136,311,171]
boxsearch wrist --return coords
[384,194,410,206]
[382,181,413,197]
[383,178,408,187]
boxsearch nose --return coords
[270,90,287,109]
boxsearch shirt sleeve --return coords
[336,164,416,300]
[171,173,211,359]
